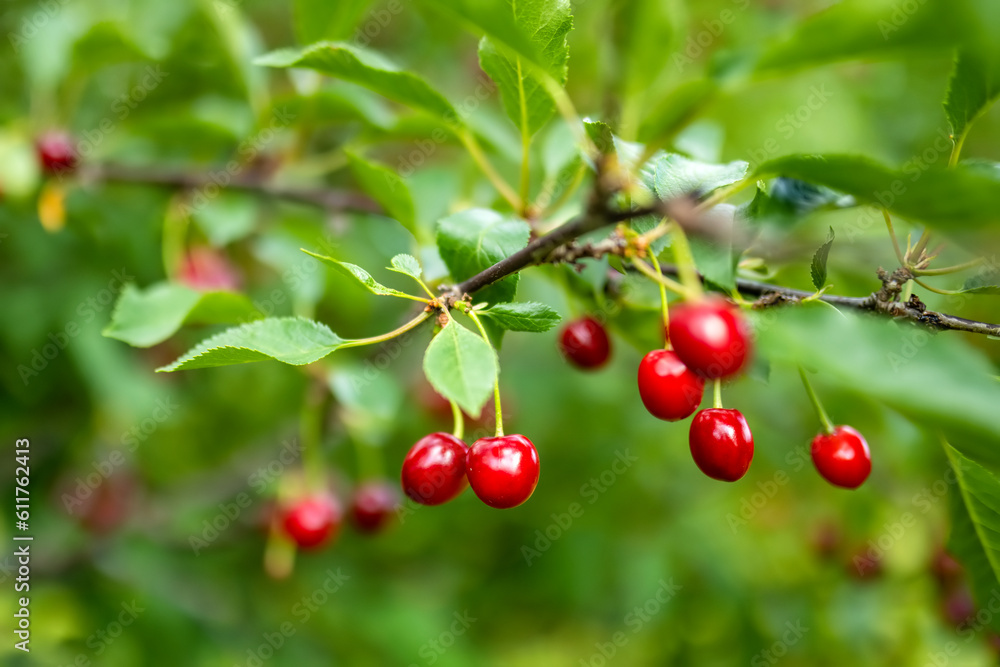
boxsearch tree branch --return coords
[84,164,381,214]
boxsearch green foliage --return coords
[810,227,835,290]
[102,282,262,348]
[477,301,562,332]
[302,250,419,299]
[478,0,572,139]
[647,153,748,200]
[945,49,1000,144]
[345,151,418,237]
[435,209,531,305]
[422,316,498,415]
[255,42,459,122]
[158,317,346,371]
[388,253,423,280]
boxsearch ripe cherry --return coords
[281,493,341,549]
[810,425,871,489]
[466,435,539,509]
[559,317,611,369]
[689,408,754,482]
[667,298,752,379]
[400,432,468,506]
[637,349,704,421]
[178,247,241,291]
[350,481,399,533]
[35,131,78,175]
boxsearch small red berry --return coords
[689,408,754,482]
[811,425,871,489]
[668,298,752,379]
[637,349,704,421]
[281,493,341,549]
[401,432,468,506]
[559,317,611,369]
[467,434,539,509]
[178,247,241,291]
[35,131,78,175]
[942,588,976,629]
[350,481,399,533]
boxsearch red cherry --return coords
[350,481,399,533]
[35,131,78,175]
[810,425,871,489]
[178,247,241,291]
[667,298,752,379]
[400,432,468,506]
[466,434,539,509]
[637,349,704,421]
[559,317,611,369]
[281,493,341,549]
[689,408,754,482]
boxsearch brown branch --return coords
[84,164,381,214]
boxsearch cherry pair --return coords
[279,480,400,549]
[400,432,539,509]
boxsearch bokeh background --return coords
[3,0,1000,665]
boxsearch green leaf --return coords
[810,227,835,290]
[422,317,498,416]
[478,0,572,138]
[436,209,531,305]
[647,153,749,200]
[613,0,675,98]
[478,302,561,332]
[755,307,1000,471]
[946,443,1000,633]
[102,283,262,348]
[755,0,967,73]
[945,49,1000,145]
[388,254,423,280]
[157,317,346,372]
[688,238,737,294]
[961,270,1000,295]
[292,0,369,44]
[754,154,1000,228]
[345,151,418,237]
[255,42,459,123]
[583,119,644,170]
[302,250,416,298]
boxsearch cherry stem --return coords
[712,379,722,409]
[646,248,670,345]
[913,277,964,296]
[798,366,834,435]
[450,399,465,441]
[462,305,505,438]
[631,257,693,299]
[882,210,906,267]
[263,470,298,579]
[300,382,325,492]
[912,257,984,276]
[340,311,432,349]
[668,221,704,300]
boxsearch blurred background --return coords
[3,0,1000,664]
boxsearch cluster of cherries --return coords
[277,480,400,549]
[559,297,872,487]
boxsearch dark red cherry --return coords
[559,317,611,369]
[281,493,341,549]
[689,408,754,482]
[350,481,399,533]
[667,298,751,379]
[637,349,704,421]
[35,131,78,175]
[400,432,468,506]
[466,434,539,509]
[811,425,871,489]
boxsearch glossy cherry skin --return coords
[35,131,78,175]
[281,493,341,549]
[667,298,752,379]
[559,317,611,369]
[811,425,871,489]
[689,409,754,482]
[400,432,469,506]
[350,481,399,533]
[466,435,539,509]
[637,349,705,421]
